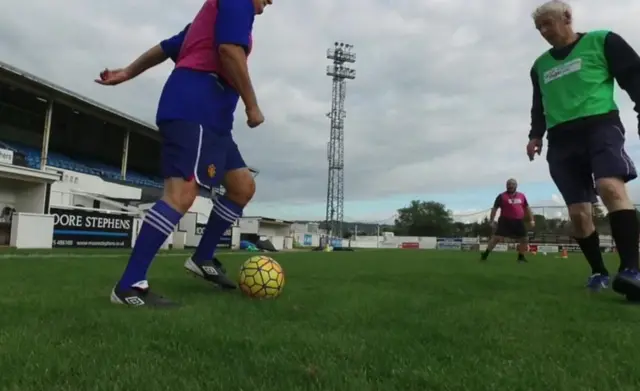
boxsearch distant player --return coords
[526,1,640,297]
[97,0,272,307]
[481,179,534,263]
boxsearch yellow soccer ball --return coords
[238,256,285,299]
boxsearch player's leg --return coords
[184,135,254,289]
[111,121,202,307]
[547,138,609,291]
[480,236,501,260]
[514,220,529,263]
[589,123,640,298]
[481,218,506,260]
[516,238,528,262]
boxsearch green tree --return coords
[532,214,546,233]
[452,222,468,236]
[546,218,562,233]
[477,217,493,237]
[394,200,454,236]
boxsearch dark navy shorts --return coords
[159,120,246,189]
[547,121,637,206]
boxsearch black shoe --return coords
[184,257,237,289]
[518,256,528,263]
[110,281,178,307]
[626,292,640,302]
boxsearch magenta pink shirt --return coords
[494,191,529,219]
[176,0,252,76]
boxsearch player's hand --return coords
[529,219,535,228]
[246,106,264,128]
[491,221,497,230]
[95,68,132,86]
[526,138,542,161]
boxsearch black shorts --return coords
[547,120,637,205]
[495,217,526,239]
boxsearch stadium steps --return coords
[82,160,162,188]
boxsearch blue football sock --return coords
[192,196,243,264]
[118,200,183,288]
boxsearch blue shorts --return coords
[159,121,246,189]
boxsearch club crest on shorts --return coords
[207,164,216,178]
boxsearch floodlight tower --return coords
[325,42,355,239]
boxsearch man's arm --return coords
[489,195,501,223]
[96,44,168,85]
[215,0,258,110]
[523,196,535,223]
[126,23,190,76]
[528,67,546,140]
[160,23,190,63]
[123,45,169,79]
[96,24,190,86]
[604,32,640,128]
[526,207,535,227]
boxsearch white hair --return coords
[531,1,572,20]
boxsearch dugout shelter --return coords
[238,216,294,250]
[0,61,255,249]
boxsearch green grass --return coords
[1,249,640,391]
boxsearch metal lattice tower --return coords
[325,42,355,239]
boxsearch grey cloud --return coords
[2,0,640,207]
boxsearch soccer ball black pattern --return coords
[238,256,285,298]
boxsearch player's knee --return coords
[567,203,594,236]
[163,178,199,213]
[227,180,255,207]
[596,177,632,211]
[224,170,255,207]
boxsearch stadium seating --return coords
[1,140,162,188]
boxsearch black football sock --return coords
[517,252,525,260]
[608,209,640,271]
[575,231,608,275]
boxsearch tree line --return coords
[390,200,630,238]
[304,200,638,238]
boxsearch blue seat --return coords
[1,139,165,188]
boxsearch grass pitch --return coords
[1,249,640,391]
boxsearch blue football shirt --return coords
[159,24,190,62]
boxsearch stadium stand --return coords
[1,139,163,188]
[0,76,165,189]
[0,60,257,248]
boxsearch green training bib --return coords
[533,30,617,129]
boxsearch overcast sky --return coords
[2,0,640,222]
